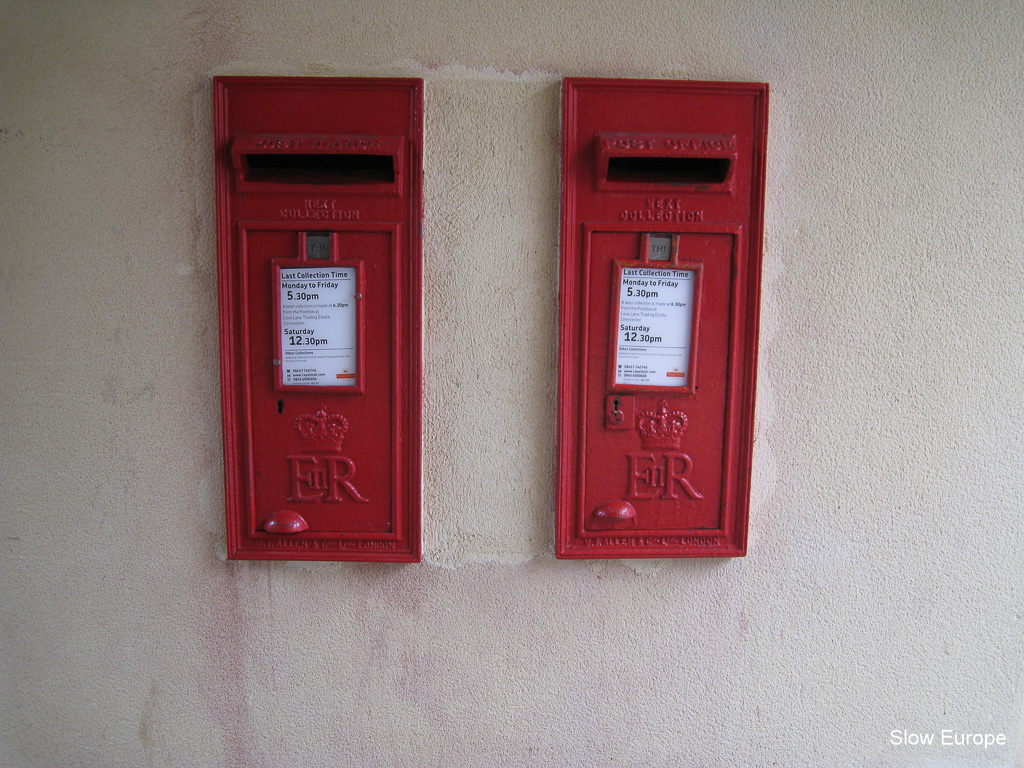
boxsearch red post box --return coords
[214,77,422,561]
[556,78,768,558]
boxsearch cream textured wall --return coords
[2,1,1023,766]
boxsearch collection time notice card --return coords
[614,266,696,387]
[279,266,357,387]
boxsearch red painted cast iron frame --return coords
[214,77,422,561]
[556,78,769,559]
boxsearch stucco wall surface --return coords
[2,1,1023,766]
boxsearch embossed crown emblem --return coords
[638,400,688,451]
[294,407,348,453]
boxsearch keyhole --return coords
[277,400,284,414]
[609,396,624,425]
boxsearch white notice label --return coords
[279,267,357,387]
[615,267,696,387]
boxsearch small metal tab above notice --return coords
[647,235,672,261]
[306,232,331,260]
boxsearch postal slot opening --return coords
[606,156,730,185]
[243,153,395,185]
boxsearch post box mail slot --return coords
[230,134,405,193]
[595,132,738,191]
[214,77,422,561]
[556,78,768,558]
